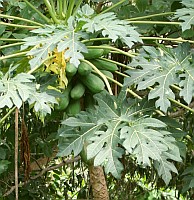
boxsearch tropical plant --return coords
[1,0,194,199]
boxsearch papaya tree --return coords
[0,0,194,199]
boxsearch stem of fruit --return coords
[0,14,43,26]
[100,0,127,14]
[128,12,175,21]
[43,0,60,24]
[87,46,135,58]
[0,22,40,29]
[23,0,50,23]
[81,59,113,95]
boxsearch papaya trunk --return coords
[89,165,109,200]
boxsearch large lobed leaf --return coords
[124,43,194,112]
[0,69,57,120]
[174,0,194,31]
[58,90,181,184]
[81,11,142,48]
[22,24,88,68]
[0,72,35,108]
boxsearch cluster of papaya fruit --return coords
[55,48,118,115]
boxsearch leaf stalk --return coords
[23,0,50,23]
[0,14,43,26]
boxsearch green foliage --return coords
[0,160,10,175]
[80,5,142,48]
[58,90,181,184]
[174,0,194,31]
[124,43,194,112]
[182,165,194,192]
[22,4,141,68]
[1,0,194,199]
[0,0,3,7]
[0,67,57,120]
[22,24,88,68]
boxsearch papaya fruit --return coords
[100,45,111,55]
[84,92,96,110]
[100,70,114,79]
[70,82,85,100]
[66,99,81,115]
[91,59,118,72]
[78,62,92,76]
[83,49,104,59]
[81,73,105,93]
[55,84,72,111]
[66,62,77,77]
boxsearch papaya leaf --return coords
[57,113,102,157]
[0,70,57,121]
[57,29,88,67]
[57,90,181,184]
[82,12,142,48]
[0,72,35,109]
[124,43,192,112]
[23,24,88,68]
[179,64,194,104]
[28,91,57,121]
[174,0,194,31]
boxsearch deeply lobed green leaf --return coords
[124,43,194,112]
[57,90,181,184]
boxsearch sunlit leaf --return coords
[124,43,192,112]
[58,90,181,183]
[174,0,194,31]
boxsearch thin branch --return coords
[15,108,19,200]
[30,156,81,179]
[169,101,194,118]
[3,156,81,197]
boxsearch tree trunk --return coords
[89,165,109,200]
